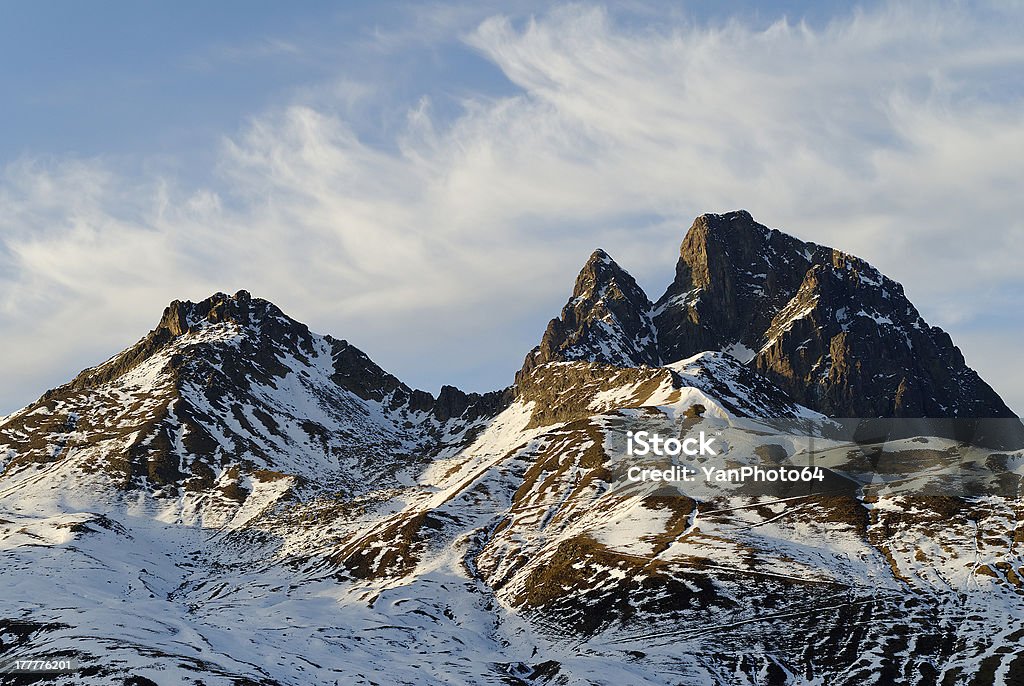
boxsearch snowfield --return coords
[2,292,1023,685]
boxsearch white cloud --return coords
[184,37,303,72]
[1,1,1022,415]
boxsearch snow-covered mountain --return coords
[2,214,1023,685]
[0,290,504,524]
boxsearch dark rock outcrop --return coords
[517,249,658,384]
[653,211,828,363]
[522,211,1016,420]
[652,211,1015,419]
[753,251,1014,418]
[432,385,513,423]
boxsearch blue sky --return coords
[0,3,484,182]
[1,1,869,161]
[1,0,1022,415]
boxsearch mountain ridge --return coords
[526,210,1015,419]
[2,212,1023,686]
[5,209,1014,503]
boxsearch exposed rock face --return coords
[518,210,1015,419]
[517,249,659,383]
[432,384,512,423]
[754,252,1014,417]
[653,211,828,363]
[650,211,1015,419]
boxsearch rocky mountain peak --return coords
[517,248,659,382]
[517,211,1016,420]
[56,290,315,396]
[3,290,512,503]
[565,248,647,308]
[156,290,308,344]
[574,247,620,287]
[158,290,260,336]
[654,210,826,363]
[676,211,768,288]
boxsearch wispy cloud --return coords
[184,37,304,71]
[1,1,1022,414]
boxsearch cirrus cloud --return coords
[1,1,1022,414]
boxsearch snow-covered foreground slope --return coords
[3,402,1023,685]
[2,291,1024,685]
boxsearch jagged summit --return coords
[159,290,271,336]
[57,290,312,396]
[46,290,505,422]
[152,289,317,352]
[517,247,659,382]
[524,211,1016,419]
[653,210,829,362]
